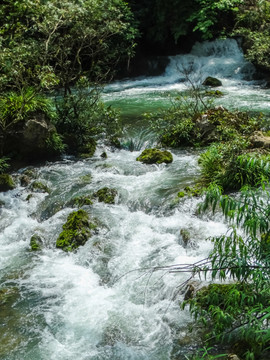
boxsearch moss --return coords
[30,234,43,251]
[136,148,173,164]
[30,181,50,193]
[68,195,93,207]
[177,191,186,198]
[180,228,191,247]
[26,194,33,201]
[205,90,224,97]
[202,76,222,87]
[0,174,15,192]
[56,209,95,251]
[93,187,117,204]
[184,186,202,197]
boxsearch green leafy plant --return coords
[182,184,270,360]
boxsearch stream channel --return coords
[0,39,270,360]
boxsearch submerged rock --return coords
[67,195,93,207]
[0,174,15,192]
[56,209,96,251]
[30,181,50,193]
[93,187,117,204]
[136,148,173,164]
[202,76,222,87]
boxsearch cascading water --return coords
[104,38,270,116]
[0,147,228,360]
[1,38,270,360]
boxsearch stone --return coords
[22,113,57,159]
[30,234,43,251]
[20,174,31,187]
[202,76,222,87]
[93,187,117,204]
[0,174,15,192]
[250,131,270,149]
[30,181,50,193]
[136,148,173,164]
[56,210,96,251]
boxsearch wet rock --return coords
[250,131,270,149]
[22,113,58,159]
[101,151,108,159]
[19,174,31,187]
[30,181,50,193]
[67,195,93,207]
[202,76,222,87]
[0,174,15,192]
[136,148,173,164]
[56,209,96,251]
[180,228,191,247]
[184,280,200,301]
[227,355,240,360]
[93,187,117,204]
[30,234,43,251]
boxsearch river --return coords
[0,39,269,360]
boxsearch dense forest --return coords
[0,1,270,360]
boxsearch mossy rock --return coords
[30,181,50,193]
[56,209,96,251]
[180,228,191,247]
[30,234,43,251]
[136,148,173,164]
[177,191,186,198]
[19,174,31,187]
[67,195,93,207]
[101,152,108,159]
[93,187,117,204]
[205,90,224,97]
[0,174,15,192]
[184,186,202,197]
[202,76,222,87]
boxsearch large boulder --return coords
[202,76,222,87]
[22,113,57,159]
[136,148,173,164]
[56,210,96,251]
[0,174,15,192]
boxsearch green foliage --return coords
[149,86,213,147]
[54,85,122,154]
[188,0,243,39]
[186,184,270,359]
[0,174,15,192]
[233,0,270,72]
[0,157,9,174]
[199,141,270,190]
